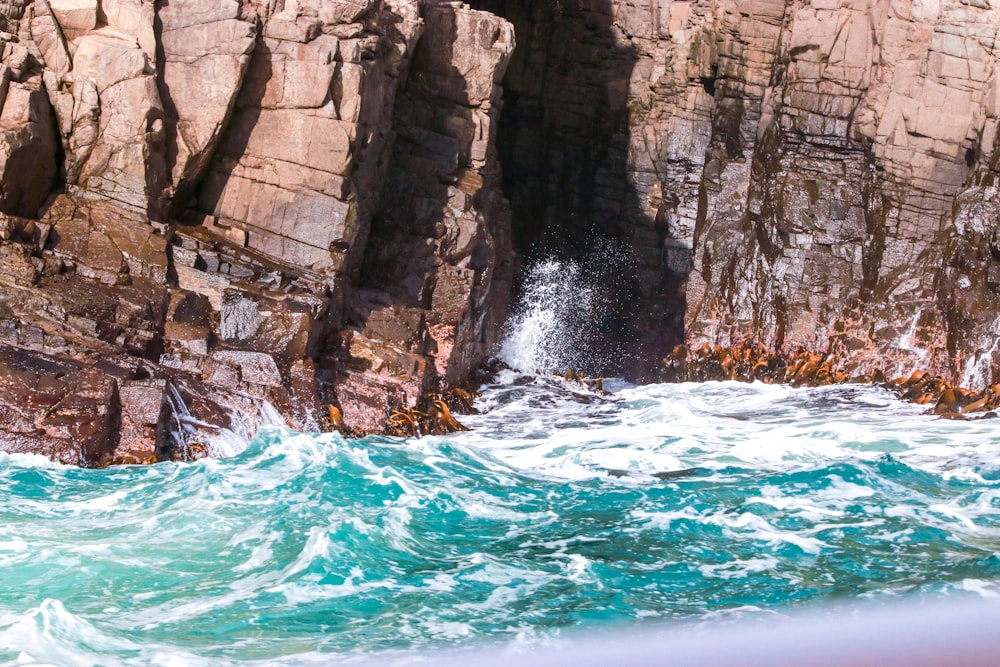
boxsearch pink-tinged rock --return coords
[39,368,121,467]
[43,195,171,283]
[193,0,423,279]
[334,329,429,431]
[348,0,514,414]
[116,379,165,463]
[29,0,72,76]
[100,0,157,58]
[157,0,256,203]
[0,80,59,218]
[210,350,284,387]
[411,3,515,105]
[49,0,98,37]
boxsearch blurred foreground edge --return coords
[416,597,1000,667]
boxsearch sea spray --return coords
[2,378,1000,664]
[499,250,634,375]
[162,382,290,459]
[498,259,593,373]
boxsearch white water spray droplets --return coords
[893,308,929,378]
[499,259,598,374]
[164,383,267,459]
[961,314,1000,390]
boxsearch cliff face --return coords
[0,0,512,463]
[3,0,1000,464]
[639,0,1000,387]
[474,0,1000,386]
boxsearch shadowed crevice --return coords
[467,0,684,379]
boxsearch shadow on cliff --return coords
[468,0,680,380]
[152,0,180,218]
[185,32,271,223]
[354,4,508,390]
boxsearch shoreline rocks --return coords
[0,0,516,465]
[662,342,1000,420]
[3,0,1000,464]
[483,0,1000,388]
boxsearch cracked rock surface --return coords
[0,0,512,462]
[3,0,1000,463]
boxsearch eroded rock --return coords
[5,0,1000,463]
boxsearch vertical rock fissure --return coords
[467,0,684,379]
[329,2,515,430]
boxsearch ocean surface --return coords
[4,260,1000,665]
[2,374,1000,665]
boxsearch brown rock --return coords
[41,370,121,466]
[10,0,1000,463]
[0,79,59,217]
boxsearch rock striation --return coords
[479,0,1000,387]
[0,0,512,463]
[4,0,1000,463]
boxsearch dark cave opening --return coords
[466,0,683,379]
[480,0,636,258]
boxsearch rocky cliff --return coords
[642,0,1000,389]
[475,0,1000,387]
[3,0,1000,464]
[0,0,512,463]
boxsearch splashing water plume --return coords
[499,259,593,373]
[499,256,629,375]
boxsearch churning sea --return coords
[3,260,1000,665]
[3,375,1000,665]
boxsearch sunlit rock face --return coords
[4,0,1000,463]
[661,0,1000,386]
[475,0,1000,386]
[633,0,1000,386]
[0,0,513,461]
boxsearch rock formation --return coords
[477,0,1000,387]
[4,0,1000,464]
[0,0,512,463]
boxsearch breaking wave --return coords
[2,375,1000,664]
[498,253,632,375]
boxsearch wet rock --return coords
[0,345,119,466]
[114,380,163,464]
[210,350,283,387]
[661,342,1000,420]
[11,0,1000,462]
[41,369,121,466]
[158,377,281,461]
[346,1,514,425]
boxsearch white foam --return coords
[961,315,1000,390]
[699,557,781,580]
[893,308,929,377]
[959,579,1000,598]
[0,599,216,667]
[708,512,826,554]
[466,376,1000,491]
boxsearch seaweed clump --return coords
[663,342,1000,420]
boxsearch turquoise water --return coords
[3,375,1000,665]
